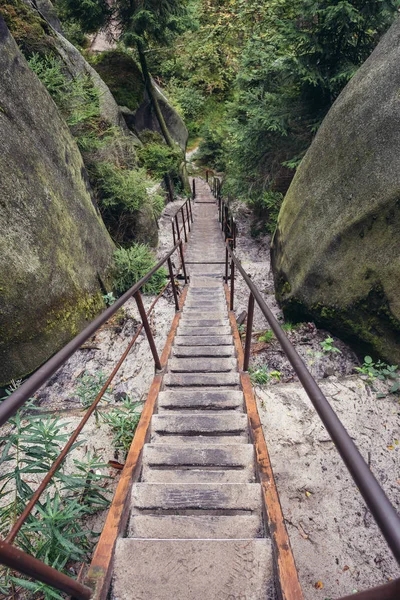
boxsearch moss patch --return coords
[1,0,55,56]
[279,284,400,363]
[90,50,145,112]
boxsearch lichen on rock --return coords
[271,18,400,363]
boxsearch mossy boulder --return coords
[0,16,115,385]
[271,19,400,363]
[90,50,188,150]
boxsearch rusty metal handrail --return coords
[224,242,400,566]
[0,239,188,599]
[0,241,183,426]
[171,190,194,246]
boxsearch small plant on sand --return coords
[258,330,274,343]
[249,366,281,385]
[320,336,341,354]
[101,397,142,458]
[75,370,113,425]
[355,356,399,394]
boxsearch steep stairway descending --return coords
[112,180,275,599]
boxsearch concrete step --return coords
[158,390,244,411]
[174,335,233,346]
[150,414,248,438]
[168,357,236,373]
[113,539,274,600]
[177,326,232,336]
[141,444,253,479]
[172,345,235,358]
[128,514,262,537]
[131,482,262,513]
[178,319,228,328]
[164,372,240,387]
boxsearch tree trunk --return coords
[137,41,175,149]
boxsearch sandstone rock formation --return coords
[271,19,400,362]
[0,16,114,385]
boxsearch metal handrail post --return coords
[243,293,254,371]
[188,197,194,222]
[230,257,235,311]
[185,202,191,232]
[175,214,181,241]
[167,258,179,312]
[181,206,188,242]
[171,219,176,245]
[178,241,188,284]
[134,291,162,371]
[225,247,229,283]
[192,178,196,199]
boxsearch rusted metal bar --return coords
[181,206,188,242]
[134,291,162,371]
[178,241,188,284]
[188,197,194,222]
[192,178,196,199]
[336,578,400,600]
[175,214,180,240]
[225,284,304,600]
[225,247,229,283]
[185,201,191,232]
[206,170,208,182]
[233,219,237,249]
[0,541,92,600]
[167,258,179,312]
[6,275,174,543]
[243,293,254,371]
[230,258,234,311]
[225,242,400,564]
[171,218,176,245]
[0,243,181,427]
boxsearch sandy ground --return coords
[230,201,400,598]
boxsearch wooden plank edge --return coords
[224,282,304,600]
[85,286,188,600]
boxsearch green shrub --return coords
[248,191,283,235]
[101,397,142,457]
[138,140,183,180]
[113,243,167,296]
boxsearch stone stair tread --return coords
[113,539,274,600]
[164,372,240,387]
[179,319,228,328]
[141,468,253,483]
[142,443,253,467]
[174,335,233,346]
[168,357,236,373]
[158,390,244,410]
[177,326,232,336]
[131,482,262,512]
[128,514,262,538]
[172,345,235,358]
[150,414,247,436]
[150,434,247,444]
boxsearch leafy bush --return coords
[138,140,183,180]
[248,191,283,235]
[249,365,281,385]
[355,356,399,394]
[258,330,274,343]
[320,336,341,354]
[102,397,142,457]
[113,243,167,296]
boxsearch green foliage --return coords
[113,243,167,296]
[90,162,164,243]
[55,0,111,34]
[258,330,274,343]
[138,138,183,179]
[103,291,116,306]
[249,365,281,385]
[101,397,142,457]
[248,191,283,235]
[0,385,110,598]
[355,356,399,393]
[1,0,53,57]
[320,336,341,354]
[75,370,113,425]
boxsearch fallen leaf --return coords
[395,440,399,445]
[387,445,395,451]
[108,460,124,470]
[305,490,312,498]
[314,581,323,589]
[343,565,349,571]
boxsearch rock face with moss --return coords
[271,19,400,363]
[91,50,188,150]
[0,16,114,385]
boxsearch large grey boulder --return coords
[0,16,114,385]
[271,19,400,362]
